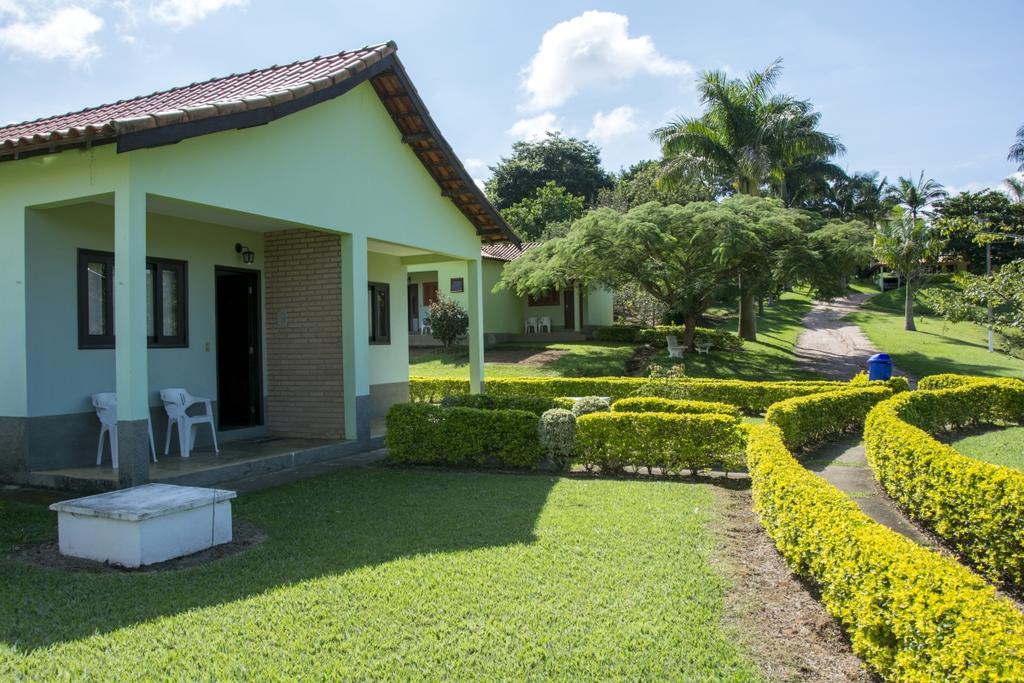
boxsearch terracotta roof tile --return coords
[0,43,394,150]
[481,241,542,261]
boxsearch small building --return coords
[408,242,613,344]
[0,42,517,489]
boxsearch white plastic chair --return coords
[666,335,685,358]
[524,317,538,334]
[421,319,432,336]
[160,388,219,458]
[538,316,552,333]
[92,393,157,469]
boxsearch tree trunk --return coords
[904,278,917,331]
[758,297,765,316]
[682,314,698,352]
[737,275,758,342]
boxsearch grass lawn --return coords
[950,426,1024,471]
[845,283,1024,379]
[650,291,822,381]
[410,341,638,378]
[0,470,761,680]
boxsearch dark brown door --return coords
[563,287,575,330]
[215,267,262,429]
[408,283,419,332]
[422,281,439,307]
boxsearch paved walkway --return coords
[805,437,933,546]
[794,293,915,385]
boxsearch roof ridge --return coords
[0,41,396,134]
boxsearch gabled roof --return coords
[0,42,517,243]
[481,241,542,261]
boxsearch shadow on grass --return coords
[0,468,556,651]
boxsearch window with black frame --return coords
[77,249,189,349]
[368,282,390,344]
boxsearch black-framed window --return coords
[450,277,465,293]
[77,249,189,350]
[368,282,390,345]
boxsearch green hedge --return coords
[592,325,641,342]
[864,380,1024,586]
[917,373,996,390]
[410,376,877,414]
[636,325,744,351]
[575,412,745,474]
[747,424,1024,680]
[611,396,742,421]
[439,394,557,416]
[764,386,893,450]
[385,403,544,468]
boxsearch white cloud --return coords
[521,10,691,110]
[150,0,246,27]
[0,4,103,62]
[473,177,486,191]
[507,112,561,142]
[587,105,638,144]
[464,157,485,172]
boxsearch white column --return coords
[341,233,370,439]
[466,257,485,394]
[114,187,150,486]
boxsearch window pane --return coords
[87,261,108,335]
[161,268,179,336]
[368,288,375,341]
[377,288,389,339]
[146,267,155,337]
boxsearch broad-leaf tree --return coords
[596,160,723,211]
[500,181,585,241]
[884,172,947,220]
[925,259,1024,356]
[873,209,947,331]
[485,133,612,209]
[933,190,1024,272]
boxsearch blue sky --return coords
[2,1,1022,194]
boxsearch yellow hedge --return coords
[864,380,1024,586]
[748,424,1024,680]
[610,396,742,421]
[764,386,893,450]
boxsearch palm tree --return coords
[1003,175,1024,203]
[1009,124,1024,172]
[652,59,841,340]
[874,209,946,331]
[884,172,947,220]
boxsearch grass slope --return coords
[950,426,1024,471]
[652,291,821,381]
[410,341,637,378]
[0,470,761,680]
[845,283,1024,379]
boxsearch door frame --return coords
[563,287,575,331]
[214,265,264,430]
[408,282,419,332]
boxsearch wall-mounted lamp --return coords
[235,243,255,265]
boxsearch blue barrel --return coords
[867,353,893,381]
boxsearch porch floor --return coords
[29,435,387,494]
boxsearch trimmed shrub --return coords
[386,403,544,468]
[427,296,469,350]
[552,397,576,410]
[917,373,994,390]
[571,396,610,417]
[538,409,575,469]
[611,396,741,422]
[636,325,744,351]
[765,386,893,450]
[864,380,1024,586]
[849,371,911,393]
[592,325,641,342]
[747,424,1024,680]
[575,412,745,474]
[440,393,556,416]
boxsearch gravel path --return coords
[795,293,916,385]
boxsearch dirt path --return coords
[795,293,915,384]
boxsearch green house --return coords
[0,42,519,489]
[408,242,614,343]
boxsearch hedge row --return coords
[385,403,544,468]
[864,380,1024,586]
[575,412,745,474]
[409,376,896,414]
[748,423,1024,680]
[611,396,741,421]
[592,325,744,351]
[916,373,1000,390]
[764,386,893,450]
[439,393,556,416]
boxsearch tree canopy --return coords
[500,181,586,241]
[933,190,1024,272]
[485,133,613,209]
[595,160,722,212]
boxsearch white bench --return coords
[49,483,236,568]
